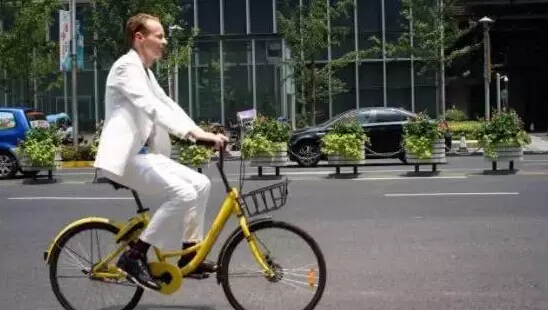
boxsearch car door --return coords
[367,110,406,154]
[355,110,377,154]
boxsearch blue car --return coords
[0,107,50,179]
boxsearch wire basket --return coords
[239,179,290,217]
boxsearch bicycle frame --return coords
[90,143,275,280]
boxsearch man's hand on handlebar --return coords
[190,129,229,151]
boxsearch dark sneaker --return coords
[117,251,161,290]
[177,243,217,279]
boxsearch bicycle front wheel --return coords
[219,220,326,310]
[48,222,143,310]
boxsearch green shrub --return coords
[60,145,79,161]
[444,106,467,121]
[403,112,444,159]
[321,117,370,160]
[447,121,482,139]
[476,109,531,159]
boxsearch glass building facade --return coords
[0,0,438,131]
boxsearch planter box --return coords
[327,145,366,165]
[406,139,447,164]
[19,150,61,172]
[483,145,523,162]
[249,146,289,167]
[171,146,180,161]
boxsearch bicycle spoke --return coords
[50,223,143,310]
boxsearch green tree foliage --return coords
[277,0,362,126]
[85,0,197,89]
[0,0,62,105]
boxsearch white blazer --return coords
[94,49,198,176]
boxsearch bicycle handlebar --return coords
[195,140,231,192]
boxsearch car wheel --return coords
[0,151,17,179]
[295,141,321,167]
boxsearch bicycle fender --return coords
[215,217,273,284]
[43,217,121,264]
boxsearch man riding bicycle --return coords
[93,13,229,290]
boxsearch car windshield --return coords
[25,111,49,129]
[318,110,357,127]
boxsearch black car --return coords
[288,107,417,166]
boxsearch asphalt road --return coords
[1,155,548,310]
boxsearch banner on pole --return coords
[59,10,84,71]
[59,10,70,71]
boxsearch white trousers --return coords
[101,153,211,251]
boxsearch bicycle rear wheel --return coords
[48,222,143,310]
[219,220,326,310]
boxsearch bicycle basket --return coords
[239,178,290,217]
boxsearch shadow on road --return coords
[100,304,216,310]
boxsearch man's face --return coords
[135,19,167,61]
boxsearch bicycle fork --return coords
[237,216,276,278]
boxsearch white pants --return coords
[101,153,211,251]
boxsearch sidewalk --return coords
[524,133,548,154]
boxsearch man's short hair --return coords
[125,13,160,48]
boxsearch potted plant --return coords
[15,126,62,172]
[321,117,369,165]
[476,109,530,163]
[177,140,214,171]
[171,121,218,170]
[403,112,447,164]
[241,115,291,166]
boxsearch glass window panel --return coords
[358,0,381,33]
[332,63,356,116]
[255,39,281,118]
[330,0,354,59]
[251,1,273,34]
[224,40,254,123]
[415,86,436,116]
[387,61,410,88]
[198,0,220,34]
[385,0,405,32]
[225,0,246,34]
[359,62,383,107]
[193,41,221,122]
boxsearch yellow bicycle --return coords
[43,142,326,310]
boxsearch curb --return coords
[59,161,94,168]
[56,150,548,169]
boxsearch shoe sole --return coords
[117,267,161,292]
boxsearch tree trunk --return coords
[311,60,316,125]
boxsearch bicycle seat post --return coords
[131,190,149,213]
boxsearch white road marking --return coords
[8,197,133,200]
[356,176,468,181]
[384,192,519,197]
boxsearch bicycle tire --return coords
[49,222,144,310]
[219,220,327,310]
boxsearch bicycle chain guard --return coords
[149,262,183,295]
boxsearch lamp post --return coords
[479,16,493,120]
[168,25,183,102]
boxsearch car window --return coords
[375,111,406,122]
[356,111,374,124]
[25,111,49,128]
[0,112,16,130]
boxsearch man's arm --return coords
[112,62,196,139]
[147,68,198,128]
[146,67,226,143]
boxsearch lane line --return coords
[356,176,468,181]
[8,197,134,200]
[384,192,519,197]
